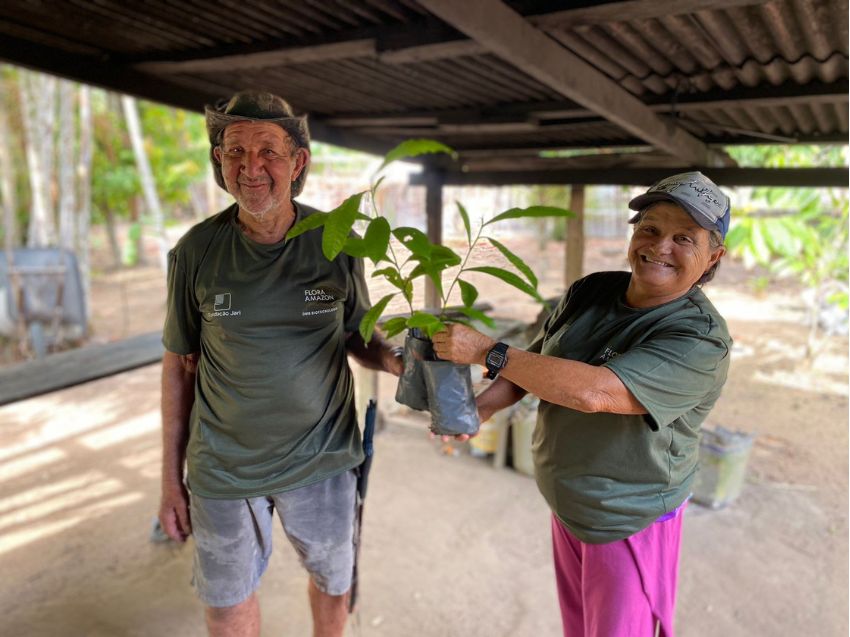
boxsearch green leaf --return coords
[286,211,329,240]
[486,237,538,287]
[381,316,409,338]
[724,222,749,251]
[407,311,441,329]
[466,266,544,302]
[323,192,366,260]
[409,263,445,301]
[372,267,407,291]
[407,311,447,338]
[765,217,801,257]
[446,318,474,329]
[344,217,391,263]
[426,244,462,269]
[456,201,472,243]
[377,139,455,174]
[392,226,432,258]
[402,280,414,305]
[359,293,394,343]
[458,279,479,308]
[453,305,496,328]
[750,223,772,265]
[485,205,574,227]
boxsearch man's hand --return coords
[385,346,404,377]
[159,482,192,543]
[345,330,404,376]
[431,324,495,366]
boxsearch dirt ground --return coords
[0,234,847,636]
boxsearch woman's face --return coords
[626,201,725,307]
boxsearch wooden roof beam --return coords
[324,81,849,127]
[376,0,772,63]
[410,167,849,188]
[528,0,772,28]
[416,0,732,167]
[0,35,394,159]
[135,39,376,74]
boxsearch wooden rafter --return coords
[415,0,732,167]
[136,39,376,74]
[409,167,850,188]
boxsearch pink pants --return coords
[551,507,685,637]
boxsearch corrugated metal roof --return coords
[0,0,845,182]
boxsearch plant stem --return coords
[440,224,483,321]
[370,183,415,316]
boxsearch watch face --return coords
[487,351,505,366]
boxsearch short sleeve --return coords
[604,317,730,429]
[162,248,201,354]
[526,278,587,354]
[343,254,371,333]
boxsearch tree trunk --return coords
[0,91,17,253]
[57,79,76,251]
[206,164,218,218]
[76,84,93,313]
[121,96,168,271]
[19,71,57,247]
[103,208,122,269]
[128,196,145,266]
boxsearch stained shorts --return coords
[189,469,357,607]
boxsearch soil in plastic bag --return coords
[422,360,480,436]
[395,329,432,411]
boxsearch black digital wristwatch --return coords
[485,342,509,380]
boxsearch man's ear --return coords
[292,147,309,181]
[213,146,222,163]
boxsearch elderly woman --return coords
[433,172,732,637]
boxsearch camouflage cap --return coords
[205,91,311,197]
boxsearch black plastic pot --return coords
[395,328,432,411]
[395,328,480,436]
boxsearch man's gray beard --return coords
[240,207,269,223]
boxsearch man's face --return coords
[213,121,307,220]
[627,201,725,304]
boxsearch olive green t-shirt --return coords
[528,271,731,543]
[162,202,370,498]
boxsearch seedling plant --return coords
[286,139,573,342]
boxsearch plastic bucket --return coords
[510,395,539,477]
[470,409,510,456]
[692,426,755,509]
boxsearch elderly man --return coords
[158,91,402,637]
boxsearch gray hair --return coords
[697,230,724,286]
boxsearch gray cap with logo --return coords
[628,171,731,239]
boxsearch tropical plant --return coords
[286,139,573,342]
[724,144,849,359]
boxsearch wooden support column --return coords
[565,185,585,289]
[424,170,444,310]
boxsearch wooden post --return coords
[565,185,585,289]
[424,170,444,310]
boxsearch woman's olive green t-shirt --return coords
[528,271,731,543]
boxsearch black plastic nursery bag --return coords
[422,360,480,436]
[394,328,432,411]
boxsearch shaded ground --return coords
[0,236,846,635]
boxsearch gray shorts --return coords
[189,469,357,607]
